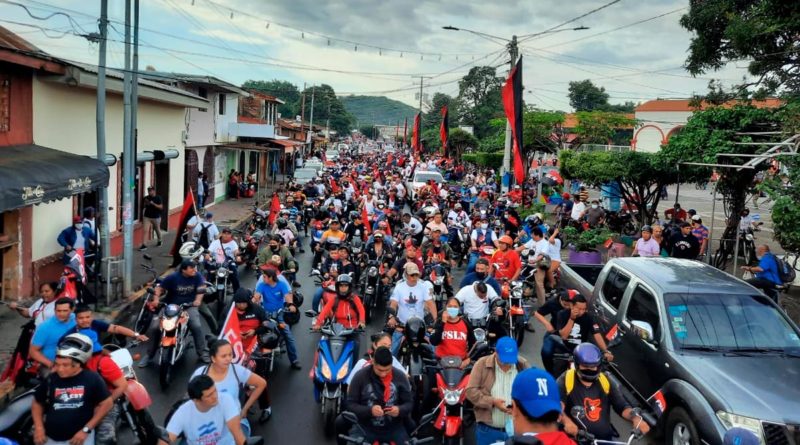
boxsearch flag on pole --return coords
[440,105,449,156]
[502,56,525,185]
[268,192,281,226]
[647,390,668,417]
[218,305,257,364]
[412,112,421,154]
[169,190,197,267]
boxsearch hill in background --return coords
[340,95,418,126]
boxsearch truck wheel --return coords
[666,407,700,445]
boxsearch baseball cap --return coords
[511,368,561,418]
[72,215,83,224]
[179,259,197,270]
[205,212,213,218]
[374,231,384,238]
[691,215,702,222]
[723,428,760,445]
[403,262,421,276]
[496,336,518,365]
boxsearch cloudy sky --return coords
[1,0,750,112]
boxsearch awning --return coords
[0,144,110,212]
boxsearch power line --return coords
[519,0,623,42]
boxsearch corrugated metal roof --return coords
[0,26,42,54]
[636,98,783,112]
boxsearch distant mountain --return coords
[340,95,418,126]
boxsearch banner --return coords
[412,112,421,154]
[440,105,449,156]
[502,57,525,185]
[268,193,281,226]
[218,305,257,364]
[169,189,197,267]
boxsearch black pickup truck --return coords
[560,257,800,445]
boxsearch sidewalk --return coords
[0,176,287,373]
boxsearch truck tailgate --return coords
[559,263,604,298]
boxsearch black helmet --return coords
[336,274,353,297]
[233,288,253,304]
[277,218,288,229]
[404,316,426,344]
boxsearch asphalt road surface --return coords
[128,249,636,444]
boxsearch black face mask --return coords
[578,367,600,382]
[475,272,487,280]
[270,245,279,252]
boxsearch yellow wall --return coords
[30,77,187,260]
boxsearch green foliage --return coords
[358,125,378,138]
[340,95,417,126]
[462,151,505,169]
[568,80,636,112]
[479,118,506,152]
[457,66,504,139]
[448,128,479,158]
[562,226,615,252]
[680,0,800,96]
[423,93,458,129]
[303,84,353,136]
[517,203,547,221]
[523,109,565,153]
[574,111,637,144]
[241,79,299,118]
[560,150,679,224]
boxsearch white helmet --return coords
[57,333,94,365]
[179,241,204,261]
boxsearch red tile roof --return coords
[636,98,782,112]
[238,116,267,124]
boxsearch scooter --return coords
[106,342,159,445]
[430,356,472,445]
[156,302,192,389]
[307,318,362,437]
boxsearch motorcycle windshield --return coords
[442,367,465,387]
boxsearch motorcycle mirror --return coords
[292,281,302,289]
[571,406,586,419]
[142,254,153,261]
[304,310,318,318]
[340,411,359,424]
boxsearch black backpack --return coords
[772,254,797,284]
[197,223,212,249]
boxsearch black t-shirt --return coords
[557,373,630,440]
[35,370,111,441]
[344,222,366,241]
[669,233,700,259]
[537,296,563,319]
[142,194,163,218]
[555,309,601,350]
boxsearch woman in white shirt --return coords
[546,228,562,288]
[9,281,59,326]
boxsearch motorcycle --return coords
[570,406,656,445]
[206,255,237,321]
[394,316,437,422]
[604,210,638,236]
[430,356,472,445]
[337,411,435,445]
[426,263,449,313]
[156,302,193,389]
[502,278,531,347]
[360,258,384,323]
[247,310,287,375]
[307,318,362,437]
[106,342,159,445]
[0,381,38,444]
[235,228,265,270]
[249,203,269,231]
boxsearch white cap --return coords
[691,215,702,221]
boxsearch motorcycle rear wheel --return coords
[513,317,526,347]
[159,347,175,390]
[132,409,158,445]
[322,397,338,438]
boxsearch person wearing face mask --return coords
[468,216,500,273]
[460,258,502,295]
[559,343,649,441]
[583,200,605,228]
[57,215,96,264]
[430,298,476,367]
[256,235,297,273]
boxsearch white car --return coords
[293,168,318,185]
[304,160,324,172]
[405,171,444,200]
[325,150,339,161]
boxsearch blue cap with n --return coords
[511,368,562,417]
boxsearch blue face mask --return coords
[505,415,515,436]
[446,307,459,318]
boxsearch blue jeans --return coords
[313,288,324,312]
[391,330,403,357]
[466,252,479,274]
[268,310,299,364]
[475,423,507,445]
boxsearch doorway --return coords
[154,161,170,231]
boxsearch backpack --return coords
[772,254,796,284]
[564,368,610,395]
[197,223,212,249]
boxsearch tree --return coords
[660,105,785,236]
[423,92,458,129]
[680,0,800,96]
[241,79,299,118]
[358,125,378,138]
[478,118,506,152]
[560,150,679,225]
[301,84,353,136]
[448,128,479,159]
[568,80,610,111]
[574,111,637,145]
[457,66,504,138]
[523,109,565,154]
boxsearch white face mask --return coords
[481,223,489,229]
[74,224,83,230]
[592,204,598,209]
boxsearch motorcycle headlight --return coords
[217,269,228,278]
[473,328,486,343]
[336,362,350,381]
[716,412,764,445]
[443,388,464,406]
[745,234,754,241]
[320,359,332,380]
[512,289,523,298]
[161,317,178,331]
[368,267,378,277]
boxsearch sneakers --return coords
[137,355,152,368]
[290,361,302,370]
[157,241,163,247]
[258,407,272,423]
[138,244,148,251]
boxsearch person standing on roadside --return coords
[140,186,164,251]
[197,172,207,209]
[668,222,700,259]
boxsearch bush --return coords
[562,226,615,252]
[463,151,504,169]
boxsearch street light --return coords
[442,24,589,191]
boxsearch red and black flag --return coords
[502,56,525,185]
[170,189,198,267]
[440,105,449,156]
[412,112,421,154]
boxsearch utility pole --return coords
[299,82,306,158]
[502,35,518,192]
[325,101,331,141]
[95,0,109,265]
[308,86,315,151]
[121,0,133,296]
[418,77,424,114]
[132,0,140,158]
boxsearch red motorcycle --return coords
[106,342,158,445]
[431,356,472,445]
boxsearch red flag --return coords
[412,112,421,154]
[387,153,394,166]
[218,305,257,364]
[268,193,281,225]
[330,178,341,194]
[362,206,371,235]
[440,105,449,156]
[169,190,197,266]
[648,390,668,417]
[502,57,525,185]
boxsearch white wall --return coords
[214,93,239,143]
[31,76,187,260]
[633,110,692,152]
[184,87,215,147]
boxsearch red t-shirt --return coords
[435,319,470,359]
[491,249,521,281]
[86,354,124,391]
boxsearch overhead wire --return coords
[518,0,623,43]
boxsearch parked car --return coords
[405,170,444,200]
[324,150,339,161]
[560,257,800,445]
[304,160,324,173]
[293,168,318,185]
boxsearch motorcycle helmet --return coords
[336,274,353,297]
[350,211,360,220]
[573,343,603,382]
[56,333,93,365]
[178,241,204,261]
[277,218,288,229]
[537,254,552,270]
[404,316,426,345]
[258,329,280,350]
[233,288,253,304]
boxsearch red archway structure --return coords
[665,125,685,141]
[631,124,666,150]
